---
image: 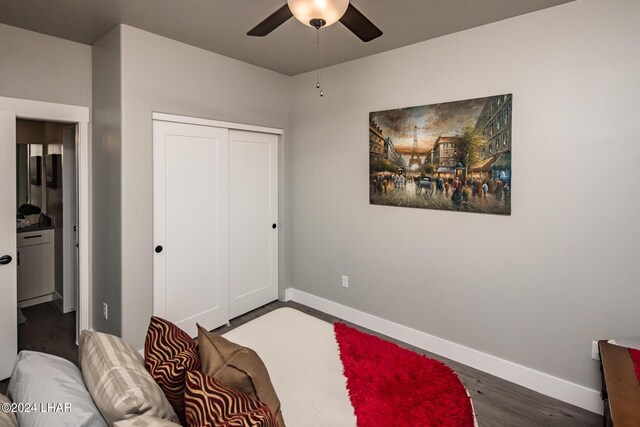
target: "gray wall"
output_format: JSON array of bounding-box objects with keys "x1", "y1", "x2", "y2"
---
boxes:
[
  {"x1": 91, "y1": 27, "x2": 122, "y2": 335},
  {"x1": 0, "y1": 24, "x2": 91, "y2": 107},
  {"x1": 288, "y1": 0, "x2": 640, "y2": 391},
  {"x1": 119, "y1": 25, "x2": 291, "y2": 349},
  {"x1": 1, "y1": 22, "x2": 93, "y2": 323}
]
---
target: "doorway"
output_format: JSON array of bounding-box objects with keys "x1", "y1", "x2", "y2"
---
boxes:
[
  {"x1": 15, "y1": 119, "x2": 79, "y2": 360},
  {"x1": 0, "y1": 97, "x2": 90, "y2": 380}
]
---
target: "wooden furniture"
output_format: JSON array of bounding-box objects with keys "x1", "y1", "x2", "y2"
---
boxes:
[
  {"x1": 599, "y1": 341, "x2": 640, "y2": 427},
  {"x1": 17, "y1": 228, "x2": 55, "y2": 307}
]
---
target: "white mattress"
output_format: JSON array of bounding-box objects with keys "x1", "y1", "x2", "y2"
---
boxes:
[
  {"x1": 223, "y1": 308, "x2": 357, "y2": 427},
  {"x1": 223, "y1": 307, "x2": 478, "y2": 427}
]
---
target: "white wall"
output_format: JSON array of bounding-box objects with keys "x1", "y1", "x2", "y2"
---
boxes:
[
  {"x1": 0, "y1": 24, "x2": 91, "y2": 107},
  {"x1": 289, "y1": 0, "x2": 640, "y2": 398},
  {"x1": 118, "y1": 25, "x2": 291, "y2": 349}
]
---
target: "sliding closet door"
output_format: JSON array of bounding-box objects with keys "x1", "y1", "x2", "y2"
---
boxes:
[
  {"x1": 228, "y1": 130, "x2": 278, "y2": 318},
  {"x1": 153, "y1": 121, "x2": 229, "y2": 337}
]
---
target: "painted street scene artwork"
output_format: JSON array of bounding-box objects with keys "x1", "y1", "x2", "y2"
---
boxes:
[{"x1": 369, "y1": 94, "x2": 512, "y2": 215}]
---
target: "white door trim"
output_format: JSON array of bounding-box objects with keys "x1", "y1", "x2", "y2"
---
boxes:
[
  {"x1": 62, "y1": 126, "x2": 77, "y2": 313},
  {"x1": 152, "y1": 112, "x2": 283, "y2": 135},
  {"x1": 0, "y1": 96, "x2": 91, "y2": 336},
  {"x1": 0, "y1": 110, "x2": 17, "y2": 379}
]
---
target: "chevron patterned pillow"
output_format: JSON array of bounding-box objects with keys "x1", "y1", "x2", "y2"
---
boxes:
[
  {"x1": 145, "y1": 316, "x2": 201, "y2": 424},
  {"x1": 184, "y1": 370, "x2": 278, "y2": 427}
]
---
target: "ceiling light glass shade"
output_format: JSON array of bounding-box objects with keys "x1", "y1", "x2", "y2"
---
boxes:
[{"x1": 288, "y1": 0, "x2": 349, "y2": 27}]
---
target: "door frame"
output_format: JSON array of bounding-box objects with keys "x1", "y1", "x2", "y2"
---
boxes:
[
  {"x1": 152, "y1": 112, "x2": 283, "y2": 136},
  {"x1": 1, "y1": 96, "x2": 91, "y2": 336},
  {"x1": 62, "y1": 125, "x2": 78, "y2": 313}
]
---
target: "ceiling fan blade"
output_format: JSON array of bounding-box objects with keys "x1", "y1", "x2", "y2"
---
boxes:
[
  {"x1": 339, "y1": 3, "x2": 383, "y2": 42},
  {"x1": 247, "y1": 4, "x2": 294, "y2": 37}
]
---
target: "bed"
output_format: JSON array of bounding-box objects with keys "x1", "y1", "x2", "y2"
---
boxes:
[
  {"x1": 1, "y1": 307, "x2": 477, "y2": 427},
  {"x1": 223, "y1": 308, "x2": 357, "y2": 426},
  {"x1": 223, "y1": 307, "x2": 478, "y2": 427}
]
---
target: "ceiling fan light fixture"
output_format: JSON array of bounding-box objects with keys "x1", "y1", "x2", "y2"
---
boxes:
[{"x1": 287, "y1": 0, "x2": 349, "y2": 28}]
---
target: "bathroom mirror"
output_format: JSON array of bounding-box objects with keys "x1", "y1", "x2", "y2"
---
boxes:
[{"x1": 16, "y1": 143, "x2": 44, "y2": 211}]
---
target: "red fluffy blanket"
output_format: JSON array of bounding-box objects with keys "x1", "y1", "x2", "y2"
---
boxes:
[
  {"x1": 630, "y1": 348, "x2": 640, "y2": 384},
  {"x1": 334, "y1": 322, "x2": 475, "y2": 427}
]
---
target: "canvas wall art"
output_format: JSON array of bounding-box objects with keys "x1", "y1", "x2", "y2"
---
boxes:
[{"x1": 369, "y1": 94, "x2": 512, "y2": 215}]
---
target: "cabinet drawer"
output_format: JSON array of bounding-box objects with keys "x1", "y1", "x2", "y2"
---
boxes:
[{"x1": 17, "y1": 230, "x2": 52, "y2": 247}]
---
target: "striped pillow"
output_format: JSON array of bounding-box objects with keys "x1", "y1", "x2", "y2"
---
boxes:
[
  {"x1": 145, "y1": 316, "x2": 200, "y2": 423},
  {"x1": 0, "y1": 393, "x2": 18, "y2": 427},
  {"x1": 184, "y1": 370, "x2": 278, "y2": 427},
  {"x1": 79, "y1": 330, "x2": 179, "y2": 426}
]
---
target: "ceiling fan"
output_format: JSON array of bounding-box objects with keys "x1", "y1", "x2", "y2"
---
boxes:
[{"x1": 247, "y1": 0, "x2": 383, "y2": 42}]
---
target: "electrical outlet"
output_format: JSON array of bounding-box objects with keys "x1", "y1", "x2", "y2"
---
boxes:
[
  {"x1": 591, "y1": 341, "x2": 599, "y2": 360},
  {"x1": 103, "y1": 303, "x2": 109, "y2": 320},
  {"x1": 342, "y1": 275, "x2": 349, "y2": 288}
]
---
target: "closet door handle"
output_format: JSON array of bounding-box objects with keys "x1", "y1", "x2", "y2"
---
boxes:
[
  {"x1": 0, "y1": 255, "x2": 12, "y2": 265},
  {"x1": 272, "y1": 224, "x2": 277, "y2": 229},
  {"x1": 155, "y1": 245, "x2": 163, "y2": 253}
]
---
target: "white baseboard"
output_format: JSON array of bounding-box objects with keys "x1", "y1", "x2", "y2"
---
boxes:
[
  {"x1": 17, "y1": 293, "x2": 54, "y2": 309},
  {"x1": 284, "y1": 287, "x2": 602, "y2": 414}
]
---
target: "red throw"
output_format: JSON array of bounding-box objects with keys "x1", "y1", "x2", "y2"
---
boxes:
[
  {"x1": 630, "y1": 348, "x2": 640, "y2": 384},
  {"x1": 334, "y1": 322, "x2": 475, "y2": 427}
]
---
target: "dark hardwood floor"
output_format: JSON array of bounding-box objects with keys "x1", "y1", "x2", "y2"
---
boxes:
[
  {"x1": 215, "y1": 300, "x2": 604, "y2": 427},
  {"x1": 1, "y1": 300, "x2": 603, "y2": 426}
]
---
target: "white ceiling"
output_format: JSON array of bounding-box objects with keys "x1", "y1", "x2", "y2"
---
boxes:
[{"x1": 0, "y1": 0, "x2": 575, "y2": 76}]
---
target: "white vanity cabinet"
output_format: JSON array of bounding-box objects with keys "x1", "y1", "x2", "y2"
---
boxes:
[{"x1": 17, "y1": 228, "x2": 55, "y2": 306}]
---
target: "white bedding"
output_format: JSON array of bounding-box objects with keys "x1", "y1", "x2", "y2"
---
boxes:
[
  {"x1": 223, "y1": 308, "x2": 357, "y2": 427},
  {"x1": 223, "y1": 307, "x2": 478, "y2": 427}
]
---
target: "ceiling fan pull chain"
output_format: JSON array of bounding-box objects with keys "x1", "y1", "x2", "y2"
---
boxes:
[
  {"x1": 319, "y1": 27, "x2": 324, "y2": 97},
  {"x1": 316, "y1": 27, "x2": 323, "y2": 97},
  {"x1": 316, "y1": 27, "x2": 320, "y2": 89}
]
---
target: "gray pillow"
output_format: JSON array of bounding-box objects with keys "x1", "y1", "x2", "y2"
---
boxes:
[
  {"x1": 0, "y1": 393, "x2": 18, "y2": 427},
  {"x1": 7, "y1": 350, "x2": 107, "y2": 427},
  {"x1": 114, "y1": 415, "x2": 182, "y2": 426}
]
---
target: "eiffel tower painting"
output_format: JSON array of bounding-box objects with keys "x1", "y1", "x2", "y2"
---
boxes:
[
  {"x1": 369, "y1": 93, "x2": 512, "y2": 215},
  {"x1": 408, "y1": 126, "x2": 421, "y2": 169}
]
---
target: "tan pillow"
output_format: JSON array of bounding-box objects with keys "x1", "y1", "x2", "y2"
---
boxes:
[
  {"x1": 197, "y1": 324, "x2": 285, "y2": 426},
  {"x1": 79, "y1": 330, "x2": 179, "y2": 426},
  {"x1": 0, "y1": 393, "x2": 18, "y2": 427}
]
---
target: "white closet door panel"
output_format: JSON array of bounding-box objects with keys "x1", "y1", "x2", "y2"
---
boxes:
[
  {"x1": 153, "y1": 121, "x2": 229, "y2": 337},
  {"x1": 229, "y1": 130, "x2": 278, "y2": 318}
]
